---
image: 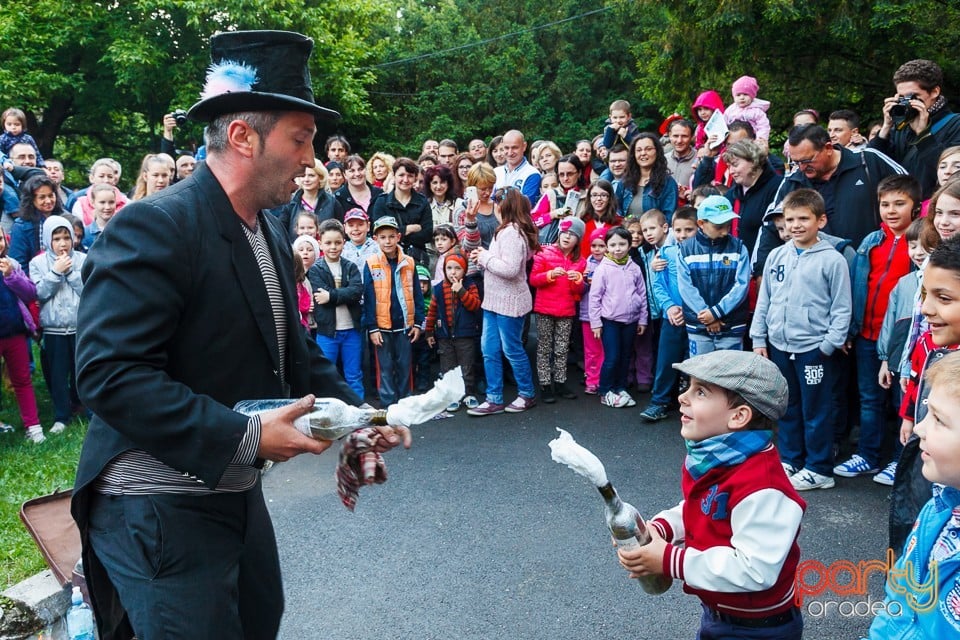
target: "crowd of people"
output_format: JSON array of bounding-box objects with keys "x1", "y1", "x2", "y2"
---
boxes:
[
  {"x1": 3, "y1": 28, "x2": 958, "y2": 636},
  {"x1": 2, "y1": 60, "x2": 960, "y2": 496}
]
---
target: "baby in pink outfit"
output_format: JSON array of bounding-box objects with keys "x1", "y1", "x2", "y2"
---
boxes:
[{"x1": 724, "y1": 75, "x2": 771, "y2": 147}]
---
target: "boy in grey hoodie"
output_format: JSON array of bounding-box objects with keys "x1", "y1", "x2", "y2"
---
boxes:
[
  {"x1": 30, "y1": 215, "x2": 85, "y2": 433},
  {"x1": 751, "y1": 189, "x2": 851, "y2": 492}
]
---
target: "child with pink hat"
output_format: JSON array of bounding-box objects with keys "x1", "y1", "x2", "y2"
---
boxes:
[{"x1": 724, "y1": 75, "x2": 771, "y2": 147}]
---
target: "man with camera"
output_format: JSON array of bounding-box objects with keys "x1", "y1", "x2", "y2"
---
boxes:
[
  {"x1": 869, "y1": 59, "x2": 960, "y2": 199},
  {"x1": 161, "y1": 109, "x2": 195, "y2": 181}
]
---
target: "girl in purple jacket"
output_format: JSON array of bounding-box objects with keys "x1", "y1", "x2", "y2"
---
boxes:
[
  {"x1": 529, "y1": 217, "x2": 586, "y2": 403},
  {"x1": 589, "y1": 227, "x2": 648, "y2": 409},
  {"x1": 0, "y1": 232, "x2": 42, "y2": 442}
]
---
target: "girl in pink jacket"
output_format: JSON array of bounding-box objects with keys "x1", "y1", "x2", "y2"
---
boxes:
[{"x1": 529, "y1": 217, "x2": 586, "y2": 403}]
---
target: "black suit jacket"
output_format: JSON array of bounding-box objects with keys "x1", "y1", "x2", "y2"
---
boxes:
[{"x1": 71, "y1": 163, "x2": 360, "y2": 527}]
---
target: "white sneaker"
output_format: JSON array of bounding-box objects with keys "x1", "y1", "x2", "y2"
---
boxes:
[
  {"x1": 781, "y1": 462, "x2": 800, "y2": 477},
  {"x1": 873, "y1": 461, "x2": 898, "y2": 486},
  {"x1": 50, "y1": 421, "x2": 67, "y2": 434},
  {"x1": 601, "y1": 391, "x2": 628, "y2": 408},
  {"x1": 790, "y1": 468, "x2": 835, "y2": 491},
  {"x1": 25, "y1": 425, "x2": 45, "y2": 444},
  {"x1": 618, "y1": 390, "x2": 636, "y2": 407}
]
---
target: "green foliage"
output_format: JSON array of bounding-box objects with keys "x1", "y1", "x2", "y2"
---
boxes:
[
  {"x1": 0, "y1": 0, "x2": 388, "y2": 189},
  {"x1": 618, "y1": 0, "x2": 960, "y2": 143},
  {"x1": 355, "y1": 1, "x2": 655, "y2": 156}
]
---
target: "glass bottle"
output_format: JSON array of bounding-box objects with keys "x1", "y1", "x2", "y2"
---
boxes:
[
  {"x1": 234, "y1": 398, "x2": 387, "y2": 440},
  {"x1": 598, "y1": 482, "x2": 672, "y2": 595}
]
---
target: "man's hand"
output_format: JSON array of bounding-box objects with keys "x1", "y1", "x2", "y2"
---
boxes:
[
  {"x1": 162, "y1": 113, "x2": 177, "y2": 140},
  {"x1": 257, "y1": 395, "x2": 333, "y2": 462},
  {"x1": 314, "y1": 288, "x2": 331, "y2": 305},
  {"x1": 369, "y1": 330, "x2": 383, "y2": 347},
  {"x1": 371, "y1": 424, "x2": 413, "y2": 451},
  {"x1": 409, "y1": 326, "x2": 421, "y2": 343},
  {"x1": 617, "y1": 526, "x2": 668, "y2": 578}
]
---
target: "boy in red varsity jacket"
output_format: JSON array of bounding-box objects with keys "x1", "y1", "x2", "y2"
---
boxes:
[{"x1": 618, "y1": 350, "x2": 805, "y2": 639}]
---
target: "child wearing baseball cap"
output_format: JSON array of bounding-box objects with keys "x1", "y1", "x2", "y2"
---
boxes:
[
  {"x1": 677, "y1": 195, "x2": 751, "y2": 355},
  {"x1": 617, "y1": 350, "x2": 805, "y2": 639}
]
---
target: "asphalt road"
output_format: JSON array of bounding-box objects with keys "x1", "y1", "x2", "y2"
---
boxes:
[{"x1": 264, "y1": 378, "x2": 893, "y2": 640}]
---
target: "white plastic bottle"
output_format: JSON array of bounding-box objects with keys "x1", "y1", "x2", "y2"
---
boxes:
[{"x1": 66, "y1": 586, "x2": 95, "y2": 640}]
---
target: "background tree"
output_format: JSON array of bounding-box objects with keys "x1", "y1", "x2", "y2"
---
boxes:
[
  {"x1": 616, "y1": 0, "x2": 960, "y2": 145},
  {"x1": 0, "y1": 0, "x2": 388, "y2": 188}
]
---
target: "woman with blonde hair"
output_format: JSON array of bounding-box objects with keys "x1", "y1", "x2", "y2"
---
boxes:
[
  {"x1": 366, "y1": 151, "x2": 396, "y2": 192},
  {"x1": 453, "y1": 162, "x2": 499, "y2": 248},
  {"x1": 273, "y1": 158, "x2": 344, "y2": 241}
]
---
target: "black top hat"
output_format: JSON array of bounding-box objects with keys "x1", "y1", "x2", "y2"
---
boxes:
[{"x1": 187, "y1": 30, "x2": 340, "y2": 122}]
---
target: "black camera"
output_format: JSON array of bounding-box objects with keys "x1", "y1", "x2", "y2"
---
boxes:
[
  {"x1": 172, "y1": 109, "x2": 189, "y2": 126},
  {"x1": 890, "y1": 94, "x2": 919, "y2": 125}
]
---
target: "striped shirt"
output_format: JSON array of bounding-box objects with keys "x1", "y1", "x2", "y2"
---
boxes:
[{"x1": 93, "y1": 215, "x2": 286, "y2": 495}]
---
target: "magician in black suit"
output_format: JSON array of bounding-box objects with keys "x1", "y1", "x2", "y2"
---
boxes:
[{"x1": 71, "y1": 31, "x2": 411, "y2": 640}]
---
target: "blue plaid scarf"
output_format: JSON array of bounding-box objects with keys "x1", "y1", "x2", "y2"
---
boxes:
[{"x1": 685, "y1": 430, "x2": 774, "y2": 480}]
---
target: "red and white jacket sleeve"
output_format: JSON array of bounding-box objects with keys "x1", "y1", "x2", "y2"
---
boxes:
[{"x1": 658, "y1": 489, "x2": 803, "y2": 593}]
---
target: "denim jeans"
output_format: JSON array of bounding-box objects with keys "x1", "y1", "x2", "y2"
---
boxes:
[
  {"x1": 374, "y1": 330, "x2": 413, "y2": 406},
  {"x1": 599, "y1": 318, "x2": 637, "y2": 395},
  {"x1": 41, "y1": 333, "x2": 79, "y2": 423},
  {"x1": 688, "y1": 331, "x2": 742, "y2": 356},
  {"x1": 316, "y1": 329, "x2": 364, "y2": 400},
  {"x1": 650, "y1": 320, "x2": 687, "y2": 407},
  {"x1": 481, "y1": 310, "x2": 535, "y2": 404},
  {"x1": 855, "y1": 336, "x2": 887, "y2": 467},
  {"x1": 769, "y1": 345, "x2": 836, "y2": 476}
]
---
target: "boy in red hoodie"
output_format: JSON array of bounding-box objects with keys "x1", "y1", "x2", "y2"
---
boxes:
[{"x1": 834, "y1": 175, "x2": 919, "y2": 478}]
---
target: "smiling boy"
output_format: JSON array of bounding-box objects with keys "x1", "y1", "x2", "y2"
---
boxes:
[
  {"x1": 868, "y1": 350, "x2": 960, "y2": 638},
  {"x1": 836, "y1": 175, "x2": 920, "y2": 479},
  {"x1": 618, "y1": 350, "x2": 805, "y2": 639},
  {"x1": 751, "y1": 189, "x2": 852, "y2": 490}
]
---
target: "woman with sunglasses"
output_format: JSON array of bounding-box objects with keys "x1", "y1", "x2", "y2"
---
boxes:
[{"x1": 530, "y1": 155, "x2": 587, "y2": 244}]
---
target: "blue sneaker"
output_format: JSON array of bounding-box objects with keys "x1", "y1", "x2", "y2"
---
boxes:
[
  {"x1": 639, "y1": 404, "x2": 669, "y2": 422},
  {"x1": 833, "y1": 455, "x2": 879, "y2": 478},
  {"x1": 873, "y1": 461, "x2": 897, "y2": 486}
]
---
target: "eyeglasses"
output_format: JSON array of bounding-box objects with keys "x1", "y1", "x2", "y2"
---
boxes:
[
  {"x1": 557, "y1": 171, "x2": 579, "y2": 178},
  {"x1": 590, "y1": 193, "x2": 610, "y2": 200},
  {"x1": 789, "y1": 148, "x2": 822, "y2": 170}
]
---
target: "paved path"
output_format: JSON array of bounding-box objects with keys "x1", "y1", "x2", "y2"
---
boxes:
[{"x1": 265, "y1": 388, "x2": 892, "y2": 640}]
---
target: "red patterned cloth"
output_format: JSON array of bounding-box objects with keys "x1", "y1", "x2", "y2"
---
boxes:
[{"x1": 335, "y1": 428, "x2": 391, "y2": 511}]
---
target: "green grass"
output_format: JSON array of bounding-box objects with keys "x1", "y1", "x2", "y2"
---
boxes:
[{"x1": 0, "y1": 353, "x2": 86, "y2": 591}]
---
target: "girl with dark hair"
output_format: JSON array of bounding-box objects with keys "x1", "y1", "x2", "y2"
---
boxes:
[
  {"x1": 334, "y1": 154, "x2": 383, "y2": 217},
  {"x1": 530, "y1": 154, "x2": 586, "y2": 244},
  {"x1": 579, "y1": 179, "x2": 621, "y2": 256},
  {"x1": 452, "y1": 154, "x2": 475, "y2": 199},
  {"x1": 10, "y1": 174, "x2": 66, "y2": 267},
  {"x1": 622, "y1": 133, "x2": 678, "y2": 221},
  {"x1": 487, "y1": 135, "x2": 505, "y2": 167},
  {"x1": 467, "y1": 188, "x2": 539, "y2": 416}
]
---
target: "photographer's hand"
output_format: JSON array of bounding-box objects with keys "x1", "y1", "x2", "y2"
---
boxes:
[
  {"x1": 162, "y1": 113, "x2": 177, "y2": 141},
  {"x1": 878, "y1": 97, "x2": 897, "y2": 138},
  {"x1": 908, "y1": 98, "x2": 931, "y2": 136}
]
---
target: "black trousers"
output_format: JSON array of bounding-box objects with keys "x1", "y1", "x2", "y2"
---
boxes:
[{"x1": 86, "y1": 481, "x2": 283, "y2": 639}]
